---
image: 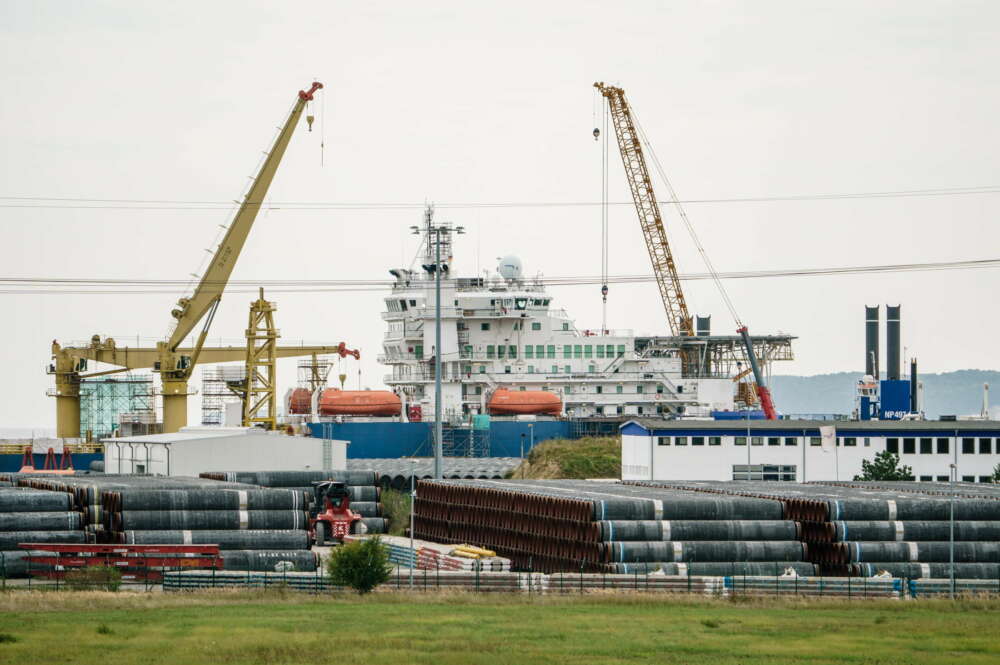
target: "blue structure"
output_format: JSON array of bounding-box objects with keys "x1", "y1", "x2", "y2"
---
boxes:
[
  {"x1": 879, "y1": 379, "x2": 911, "y2": 420},
  {"x1": 0, "y1": 452, "x2": 102, "y2": 474},
  {"x1": 306, "y1": 420, "x2": 574, "y2": 459}
]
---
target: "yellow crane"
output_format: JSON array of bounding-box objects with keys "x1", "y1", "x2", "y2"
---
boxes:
[
  {"x1": 49, "y1": 81, "x2": 343, "y2": 435},
  {"x1": 594, "y1": 82, "x2": 694, "y2": 338}
]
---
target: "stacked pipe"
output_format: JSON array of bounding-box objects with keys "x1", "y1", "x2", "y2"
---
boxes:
[
  {"x1": 413, "y1": 479, "x2": 811, "y2": 574},
  {"x1": 0, "y1": 487, "x2": 86, "y2": 577},
  {"x1": 199, "y1": 470, "x2": 385, "y2": 528},
  {"x1": 626, "y1": 480, "x2": 1000, "y2": 579},
  {"x1": 346, "y1": 458, "x2": 522, "y2": 490}
]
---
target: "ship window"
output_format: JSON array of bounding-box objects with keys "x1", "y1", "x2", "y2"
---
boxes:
[
  {"x1": 563, "y1": 345, "x2": 572, "y2": 358},
  {"x1": 458, "y1": 322, "x2": 467, "y2": 331},
  {"x1": 751, "y1": 437, "x2": 763, "y2": 446},
  {"x1": 735, "y1": 436, "x2": 747, "y2": 446},
  {"x1": 497, "y1": 346, "x2": 505, "y2": 358},
  {"x1": 785, "y1": 437, "x2": 797, "y2": 446},
  {"x1": 811, "y1": 437, "x2": 823, "y2": 447},
  {"x1": 596, "y1": 386, "x2": 603, "y2": 394},
  {"x1": 481, "y1": 323, "x2": 490, "y2": 331},
  {"x1": 525, "y1": 346, "x2": 533, "y2": 358},
  {"x1": 462, "y1": 365, "x2": 472, "y2": 374},
  {"x1": 637, "y1": 385, "x2": 643, "y2": 394},
  {"x1": 565, "y1": 365, "x2": 571, "y2": 373},
  {"x1": 709, "y1": 437, "x2": 721, "y2": 446},
  {"x1": 596, "y1": 346, "x2": 605, "y2": 358},
  {"x1": 535, "y1": 345, "x2": 544, "y2": 357},
  {"x1": 657, "y1": 385, "x2": 664, "y2": 394},
  {"x1": 565, "y1": 385, "x2": 572, "y2": 393},
  {"x1": 919, "y1": 438, "x2": 932, "y2": 454},
  {"x1": 675, "y1": 437, "x2": 688, "y2": 446},
  {"x1": 616, "y1": 385, "x2": 623, "y2": 394},
  {"x1": 937, "y1": 438, "x2": 949, "y2": 454},
  {"x1": 658, "y1": 436, "x2": 670, "y2": 446},
  {"x1": 962, "y1": 438, "x2": 975, "y2": 454},
  {"x1": 519, "y1": 386, "x2": 526, "y2": 391},
  {"x1": 400, "y1": 300, "x2": 408, "y2": 311},
  {"x1": 637, "y1": 407, "x2": 644, "y2": 414},
  {"x1": 409, "y1": 299, "x2": 416, "y2": 306},
  {"x1": 562, "y1": 322, "x2": 569, "y2": 331},
  {"x1": 463, "y1": 345, "x2": 473, "y2": 358},
  {"x1": 589, "y1": 365, "x2": 596, "y2": 373},
  {"x1": 527, "y1": 365, "x2": 534, "y2": 373},
  {"x1": 531, "y1": 322, "x2": 541, "y2": 331},
  {"x1": 414, "y1": 345, "x2": 423, "y2": 359},
  {"x1": 547, "y1": 345, "x2": 555, "y2": 358},
  {"x1": 478, "y1": 366, "x2": 486, "y2": 374},
  {"x1": 504, "y1": 366, "x2": 511, "y2": 374},
  {"x1": 692, "y1": 437, "x2": 704, "y2": 446},
  {"x1": 543, "y1": 300, "x2": 550, "y2": 305},
  {"x1": 475, "y1": 386, "x2": 482, "y2": 394},
  {"x1": 509, "y1": 345, "x2": 517, "y2": 358},
  {"x1": 768, "y1": 437, "x2": 780, "y2": 446},
  {"x1": 486, "y1": 345, "x2": 495, "y2": 359},
  {"x1": 886, "y1": 438, "x2": 899, "y2": 453},
  {"x1": 606, "y1": 345, "x2": 615, "y2": 357},
  {"x1": 903, "y1": 438, "x2": 915, "y2": 454},
  {"x1": 551, "y1": 366, "x2": 558, "y2": 373},
  {"x1": 616, "y1": 406, "x2": 624, "y2": 415},
  {"x1": 584, "y1": 345, "x2": 593, "y2": 358},
  {"x1": 617, "y1": 345, "x2": 626, "y2": 357},
  {"x1": 573, "y1": 345, "x2": 582, "y2": 358},
  {"x1": 596, "y1": 406, "x2": 604, "y2": 415},
  {"x1": 980, "y1": 438, "x2": 992, "y2": 454}
]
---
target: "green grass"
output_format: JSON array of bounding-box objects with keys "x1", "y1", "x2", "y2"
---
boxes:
[
  {"x1": 0, "y1": 591, "x2": 997, "y2": 664},
  {"x1": 512, "y1": 437, "x2": 620, "y2": 479}
]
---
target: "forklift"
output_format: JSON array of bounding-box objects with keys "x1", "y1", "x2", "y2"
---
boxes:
[{"x1": 309, "y1": 481, "x2": 363, "y2": 546}]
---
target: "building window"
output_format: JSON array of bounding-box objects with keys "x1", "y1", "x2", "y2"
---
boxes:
[
  {"x1": 962, "y1": 438, "x2": 975, "y2": 454},
  {"x1": 692, "y1": 437, "x2": 705, "y2": 446},
  {"x1": 751, "y1": 437, "x2": 763, "y2": 446},
  {"x1": 531, "y1": 322, "x2": 541, "y2": 331},
  {"x1": 963, "y1": 475, "x2": 975, "y2": 482},
  {"x1": 616, "y1": 385, "x2": 623, "y2": 394},
  {"x1": 637, "y1": 385, "x2": 644, "y2": 394},
  {"x1": 979, "y1": 476, "x2": 992, "y2": 483},
  {"x1": 919, "y1": 475, "x2": 932, "y2": 482},
  {"x1": 844, "y1": 437, "x2": 857, "y2": 447},
  {"x1": 675, "y1": 437, "x2": 688, "y2": 446},
  {"x1": 735, "y1": 436, "x2": 747, "y2": 446},
  {"x1": 785, "y1": 437, "x2": 797, "y2": 446},
  {"x1": 903, "y1": 438, "x2": 916, "y2": 454},
  {"x1": 709, "y1": 437, "x2": 721, "y2": 446},
  {"x1": 936, "y1": 475, "x2": 949, "y2": 482},
  {"x1": 937, "y1": 438, "x2": 949, "y2": 454},
  {"x1": 810, "y1": 437, "x2": 822, "y2": 447},
  {"x1": 864, "y1": 437, "x2": 871, "y2": 447},
  {"x1": 733, "y1": 464, "x2": 797, "y2": 482},
  {"x1": 768, "y1": 437, "x2": 780, "y2": 446},
  {"x1": 919, "y1": 438, "x2": 932, "y2": 454},
  {"x1": 980, "y1": 438, "x2": 992, "y2": 454},
  {"x1": 481, "y1": 323, "x2": 490, "y2": 331},
  {"x1": 658, "y1": 436, "x2": 670, "y2": 446}
]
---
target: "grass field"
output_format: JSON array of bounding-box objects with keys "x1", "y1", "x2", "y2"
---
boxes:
[{"x1": 0, "y1": 591, "x2": 997, "y2": 664}]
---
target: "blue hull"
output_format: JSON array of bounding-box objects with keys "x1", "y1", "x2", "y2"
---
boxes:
[{"x1": 0, "y1": 453, "x2": 103, "y2": 474}]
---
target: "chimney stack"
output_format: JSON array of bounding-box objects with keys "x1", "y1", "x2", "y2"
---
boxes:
[
  {"x1": 865, "y1": 306, "x2": 879, "y2": 377},
  {"x1": 886, "y1": 305, "x2": 901, "y2": 381}
]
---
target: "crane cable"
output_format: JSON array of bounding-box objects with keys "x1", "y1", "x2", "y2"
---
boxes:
[{"x1": 630, "y1": 105, "x2": 743, "y2": 328}]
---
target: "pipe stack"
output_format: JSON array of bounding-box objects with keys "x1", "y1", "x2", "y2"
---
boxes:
[
  {"x1": 413, "y1": 479, "x2": 810, "y2": 574},
  {"x1": 626, "y1": 480, "x2": 1000, "y2": 579},
  {"x1": 0, "y1": 487, "x2": 87, "y2": 577},
  {"x1": 346, "y1": 458, "x2": 522, "y2": 490}
]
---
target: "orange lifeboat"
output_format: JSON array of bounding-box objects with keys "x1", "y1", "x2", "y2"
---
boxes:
[
  {"x1": 487, "y1": 388, "x2": 562, "y2": 416},
  {"x1": 318, "y1": 389, "x2": 401, "y2": 417},
  {"x1": 288, "y1": 388, "x2": 313, "y2": 414}
]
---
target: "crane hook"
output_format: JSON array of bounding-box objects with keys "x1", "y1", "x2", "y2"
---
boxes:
[
  {"x1": 306, "y1": 115, "x2": 315, "y2": 132},
  {"x1": 593, "y1": 127, "x2": 600, "y2": 141}
]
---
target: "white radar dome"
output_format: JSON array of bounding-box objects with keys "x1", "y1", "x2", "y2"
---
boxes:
[{"x1": 498, "y1": 255, "x2": 523, "y2": 280}]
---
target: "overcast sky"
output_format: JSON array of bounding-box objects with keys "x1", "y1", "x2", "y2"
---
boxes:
[{"x1": 2, "y1": 1, "x2": 998, "y2": 429}]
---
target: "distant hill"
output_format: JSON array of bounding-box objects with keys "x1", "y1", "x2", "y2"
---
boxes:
[{"x1": 770, "y1": 370, "x2": 1000, "y2": 419}]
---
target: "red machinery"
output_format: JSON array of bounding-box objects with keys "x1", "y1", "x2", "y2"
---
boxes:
[
  {"x1": 19, "y1": 543, "x2": 222, "y2": 581},
  {"x1": 309, "y1": 481, "x2": 361, "y2": 546}
]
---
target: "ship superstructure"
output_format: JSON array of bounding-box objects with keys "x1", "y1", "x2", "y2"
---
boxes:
[{"x1": 380, "y1": 213, "x2": 795, "y2": 423}]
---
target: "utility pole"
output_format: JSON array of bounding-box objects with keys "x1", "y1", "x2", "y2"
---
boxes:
[{"x1": 434, "y1": 226, "x2": 443, "y2": 480}]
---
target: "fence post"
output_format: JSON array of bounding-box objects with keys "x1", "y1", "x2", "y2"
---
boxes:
[
  {"x1": 687, "y1": 564, "x2": 691, "y2": 593},
  {"x1": 580, "y1": 560, "x2": 584, "y2": 594},
  {"x1": 55, "y1": 553, "x2": 60, "y2": 592}
]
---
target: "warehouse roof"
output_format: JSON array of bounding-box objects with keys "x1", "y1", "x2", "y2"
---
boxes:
[{"x1": 621, "y1": 418, "x2": 1000, "y2": 433}]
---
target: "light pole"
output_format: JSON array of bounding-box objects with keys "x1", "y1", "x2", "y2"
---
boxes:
[
  {"x1": 949, "y1": 461, "x2": 956, "y2": 599},
  {"x1": 408, "y1": 458, "x2": 418, "y2": 589},
  {"x1": 411, "y1": 217, "x2": 465, "y2": 480}
]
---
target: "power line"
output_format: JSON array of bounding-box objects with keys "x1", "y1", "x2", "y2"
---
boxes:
[
  {"x1": 1, "y1": 257, "x2": 996, "y2": 295},
  {"x1": 1, "y1": 185, "x2": 999, "y2": 211}
]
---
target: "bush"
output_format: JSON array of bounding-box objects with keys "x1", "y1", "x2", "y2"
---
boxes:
[
  {"x1": 380, "y1": 489, "x2": 412, "y2": 536},
  {"x1": 63, "y1": 566, "x2": 123, "y2": 592},
  {"x1": 854, "y1": 451, "x2": 914, "y2": 481},
  {"x1": 326, "y1": 538, "x2": 391, "y2": 594}
]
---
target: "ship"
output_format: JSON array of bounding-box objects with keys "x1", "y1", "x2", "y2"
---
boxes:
[{"x1": 288, "y1": 211, "x2": 796, "y2": 457}]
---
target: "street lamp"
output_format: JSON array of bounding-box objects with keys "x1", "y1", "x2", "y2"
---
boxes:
[
  {"x1": 412, "y1": 212, "x2": 464, "y2": 480},
  {"x1": 408, "y1": 458, "x2": 418, "y2": 589},
  {"x1": 949, "y1": 461, "x2": 957, "y2": 599}
]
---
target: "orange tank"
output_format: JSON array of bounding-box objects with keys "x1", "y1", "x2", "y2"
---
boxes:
[
  {"x1": 487, "y1": 388, "x2": 562, "y2": 416},
  {"x1": 288, "y1": 388, "x2": 313, "y2": 414},
  {"x1": 318, "y1": 389, "x2": 401, "y2": 417}
]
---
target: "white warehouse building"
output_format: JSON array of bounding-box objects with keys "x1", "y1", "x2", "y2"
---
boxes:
[
  {"x1": 620, "y1": 418, "x2": 1000, "y2": 483},
  {"x1": 102, "y1": 427, "x2": 347, "y2": 477}
]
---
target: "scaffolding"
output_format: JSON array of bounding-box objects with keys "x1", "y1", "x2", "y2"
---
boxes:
[
  {"x1": 200, "y1": 365, "x2": 246, "y2": 426},
  {"x1": 297, "y1": 354, "x2": 334, "y2": 390},
  {"x1": 79, "y1": 375, "x2": 155, "y2": 440}
]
